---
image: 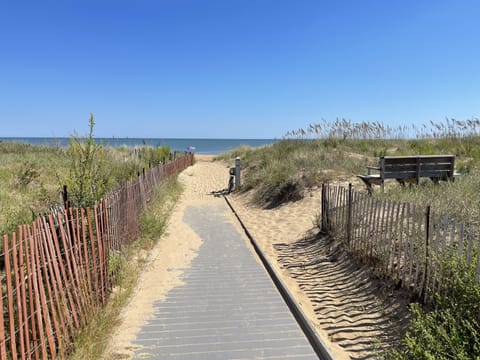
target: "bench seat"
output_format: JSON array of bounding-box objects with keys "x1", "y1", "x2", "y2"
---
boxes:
[{"x1": 358, "y1": 155, "x2": 459, "y2": 194}]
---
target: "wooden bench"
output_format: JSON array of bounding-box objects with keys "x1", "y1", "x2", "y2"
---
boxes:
[{"x1": 357, "y1": 155, "x2": 459, "y2": 194}]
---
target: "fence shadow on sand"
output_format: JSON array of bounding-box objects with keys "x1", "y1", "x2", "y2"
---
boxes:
[{"x1": 274, "y1": 231, "x2": 412, "y2": 360}]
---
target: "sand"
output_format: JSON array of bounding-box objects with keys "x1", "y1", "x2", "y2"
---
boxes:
[
  {"x1": 104, "y1": 155, "x2": 229, "y2": 359},
  {"x1": 105, "y1": 155, "x2": 409, "y2": 360}
]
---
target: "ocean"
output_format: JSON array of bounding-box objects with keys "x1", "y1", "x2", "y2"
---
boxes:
[{"x1": 0, "y1": 137, "x2": 276, "y2": 155}]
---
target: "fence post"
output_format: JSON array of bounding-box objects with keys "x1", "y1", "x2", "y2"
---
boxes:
[
  {"x1": 347, "y1": 183, "x2": 353, "y2": 245},
  {"x1": 235, "y1": 157, "x2": 241, "y2": 188},
  {"x1": 422, "y1": 205, "x2": 431, "y2": 302},
  {"x1": 321, "y1": 184, "x2": 326, "y2": 232},
  {"x1": 62, "y1": 185, "x2": 68, "y2": 208}
]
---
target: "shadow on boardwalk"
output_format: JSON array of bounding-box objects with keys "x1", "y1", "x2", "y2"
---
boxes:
[{"x1": 274, "y1": 232, "x2": 412, "y2": 360}]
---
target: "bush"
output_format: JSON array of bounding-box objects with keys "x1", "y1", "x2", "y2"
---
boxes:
[
  {"x1": 65, "y1": 114, "x2": 111, "y2": 207},
  {"x1": 385, "y1": 255, "x2": 480, "y2": 359}
]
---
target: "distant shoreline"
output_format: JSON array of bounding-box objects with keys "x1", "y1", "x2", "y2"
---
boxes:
[{"x1": 0, "y1": 137, "x2": 276, "y2": 155}]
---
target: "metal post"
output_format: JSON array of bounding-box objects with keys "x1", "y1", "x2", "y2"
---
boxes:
[{"x1": 235, "y1": 157, "x2": 241, "y2": 188}]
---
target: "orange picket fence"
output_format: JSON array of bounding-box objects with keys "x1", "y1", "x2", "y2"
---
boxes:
[{"x1": 0, "y1": 153, "x2": 193, "y2": 359}]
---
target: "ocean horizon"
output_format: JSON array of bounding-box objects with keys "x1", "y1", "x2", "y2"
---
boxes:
[{"x1": 0, "y1": 137, "x2": 276, "y2": 155}]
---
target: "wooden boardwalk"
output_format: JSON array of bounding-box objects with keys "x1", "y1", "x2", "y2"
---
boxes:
[{"x1": 130, "y1": 203, "x2": 319, "y2": 359}]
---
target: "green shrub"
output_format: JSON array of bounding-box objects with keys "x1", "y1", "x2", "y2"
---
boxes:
[
  {"x1": 64, "y1": 114, "x2": 112, "y2": 207},
  {"x1": 385, "y1": 255, "x2": 480, "y2": 359}
]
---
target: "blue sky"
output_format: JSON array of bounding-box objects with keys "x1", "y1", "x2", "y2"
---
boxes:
[{"x1": 1, "y1": 0, "x2": 479, "y2": 138}]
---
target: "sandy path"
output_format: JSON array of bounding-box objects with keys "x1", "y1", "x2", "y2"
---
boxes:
[
  {"x1": 106, "y1": 156, "x2": 409, "y2": 360},
  {"x1": 105, "y1": 156, "x2": 230, "y2": 358}
]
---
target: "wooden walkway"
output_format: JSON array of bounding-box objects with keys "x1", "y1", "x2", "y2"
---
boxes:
[{"x1": 130, "y1": 202, "x2": 319, "y2": 359}]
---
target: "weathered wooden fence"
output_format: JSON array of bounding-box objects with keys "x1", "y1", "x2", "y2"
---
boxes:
[
  {"x1": 0, "y1": 153, "x2": 193, "y2": 359},
  {"x1": 321, "y1": 184, "x2": 480, "y2": 303}
]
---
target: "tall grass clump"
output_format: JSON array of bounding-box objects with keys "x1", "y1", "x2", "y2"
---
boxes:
[
  {"x1": 0, "y1": 143, "x2": 68, "y2": 234},
  {"x1": 215, "y1": 144, "x2": 256, "y2": 162},
  {"x1": 224, "y1": 138, "x2": 368, "y2": 206},
  {"x1": 285, "y1": 118, "x2": 409, "y2": 140},
  {"x1": 137, "y1": 146, "x2": 171, "y2": 166},
  {"x1": 62, "y1": 115, "x2": 172, "y2": 208},
  {"x1": 63, "y1": 114, "x2": 112, "y2": 207}
]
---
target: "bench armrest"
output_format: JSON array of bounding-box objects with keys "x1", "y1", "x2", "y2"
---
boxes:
[{"x1": 366, "y1": 166, "x2": 380, "y2": 175}]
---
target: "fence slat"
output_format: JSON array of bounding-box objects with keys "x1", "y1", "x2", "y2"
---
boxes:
[
  {"x1": 405, "y1": 203, "x2": 414, "y2": 289},
  {"x1": 396, "y1": 203, "x2": 406, "y2": 282},
  {"x1": 384, "y1": 200, "x2": 394, "y2": 273},
  {"x1": 42, "y1": 216, "x2": 73, "y2": 350},
  {"x1": 11, "y1": 231, "x2": 26, "y2": 360},
  {"x1": 26, "y1": 224, "x2": 48, "y2": 359},
  {"x1": 32, "y1": 221, "x2": 57, "y2": 359},
  {"x1": 3, "y1": 234, "x2": 17, "y2": 360},
  {"x1": 24, "y1": 225, "x2": 41, "y2": 360},
  {"x1": 0, "y1": 273, "x2": 7, "y2": 360},
  {"x1": 48, "y1": 214, "x2": 78, "y2": 334},
  {"x1": 92, "y1": 206, "x2": 106, "y2": 304},
  {"x1": 18, "y1": 226, "x2": 31, "y2": 358},
  {"x1": 57, "y1": 212, "x2": 84, "y2": 328},
  {"x1": 37, "y1": 219, "x2": 62, "y2": 358}
]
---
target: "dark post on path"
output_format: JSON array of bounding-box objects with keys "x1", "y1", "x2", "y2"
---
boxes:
[{"x1": 235, "y1": 157, "x2": 241, "y2": 188}]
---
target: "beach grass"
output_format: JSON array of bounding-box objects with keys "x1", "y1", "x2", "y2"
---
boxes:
[
  {"x1": 0, "y1": 140, "x2": 171, "y2": 236},
  {"x1": 219, "y1": 118, "x2": 480, "y2": 225}
]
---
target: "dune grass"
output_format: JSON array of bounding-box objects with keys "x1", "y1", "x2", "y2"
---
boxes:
[
  {"x1": 0, "y1": 140, "x2": 171, "y2": 235},
  {"x1": 0, "y1": 142, "x2": 69, "y2": 234},
  {"x1": 219, "y1": 118, "x2": 480, "y2": 224}
]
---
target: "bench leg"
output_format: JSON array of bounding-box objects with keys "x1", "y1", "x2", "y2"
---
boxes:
[
  {"x1": 367, "y1": 183, "x2": 373, "y2": 195},
  {"x1": 358, "y1": 178, "x2": 374, "y2": 195}
]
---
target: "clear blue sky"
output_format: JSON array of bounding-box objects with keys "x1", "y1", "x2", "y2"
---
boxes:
[{"x1": 1, "y1": 0, "x2": 479, "y2": 138}]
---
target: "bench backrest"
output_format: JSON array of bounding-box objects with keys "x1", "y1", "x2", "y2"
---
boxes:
[{"x1": 380, "y1": 155, "x2": 455, "y2": 181}]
